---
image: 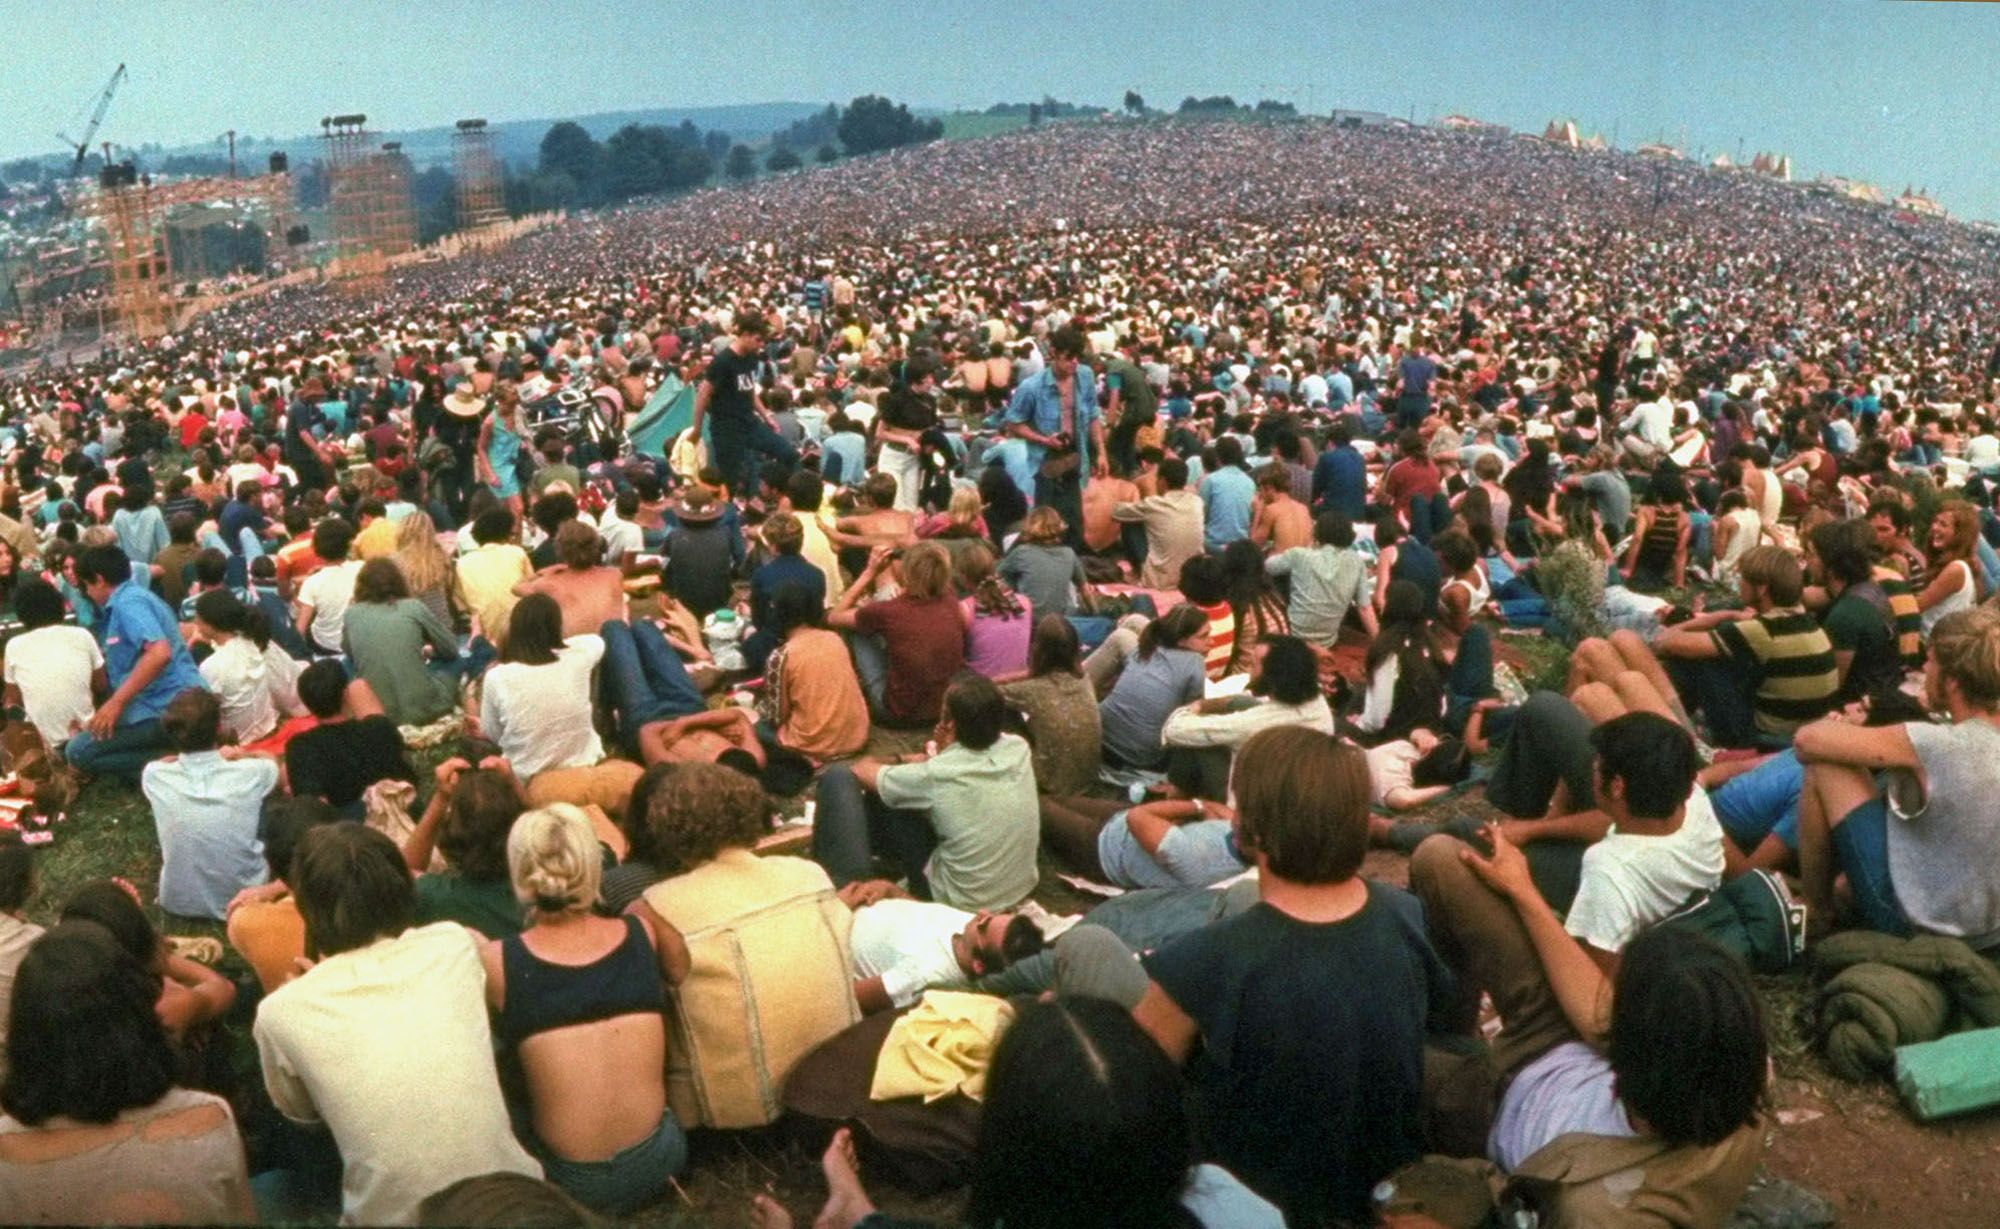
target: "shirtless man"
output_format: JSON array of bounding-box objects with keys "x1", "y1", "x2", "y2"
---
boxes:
[
  {"x1": 638, "y1": 706, "x2": 767, "y2": 771},
  {"x1": 827, "y1": 472, "x2": 917, "y2": 552},
  {"x1": 513, "y1": 522, "x2": 627, "y2": 639},
  {"x1": 1249, "y1": 465, "x2": 1314, "y2": 554}
]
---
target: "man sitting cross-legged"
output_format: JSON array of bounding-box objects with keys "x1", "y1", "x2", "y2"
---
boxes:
[{"x1": 1409, "y1": 826, "x2": 1767, "y2": 1225}]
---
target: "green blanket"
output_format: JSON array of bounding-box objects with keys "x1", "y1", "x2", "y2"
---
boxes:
[{"x1": 1810, "y1": 931, "x2": 2000, "y2": 1081}]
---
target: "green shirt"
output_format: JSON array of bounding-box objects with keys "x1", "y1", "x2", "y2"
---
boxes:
[
  {"x1": 1822, "y1": 585, "x2": 1901, "y2": 703},
  {"x1": 414, "y1": 872, "x2": 522, "y2": 939},
  {"x1": 875, "y1": 734, "x2": 1040, "y2": 911}
]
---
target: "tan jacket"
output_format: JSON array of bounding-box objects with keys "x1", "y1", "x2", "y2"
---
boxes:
[
  {"x1": 1512, "y1": 1123, "x2": 1764, "y2": 1229},
  {"x1": 643, "y1": 850, "x2": 859, "y2": 1128}
]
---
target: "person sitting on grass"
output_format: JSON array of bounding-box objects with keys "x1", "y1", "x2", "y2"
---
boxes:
[
  {"x1": 252, "y1": 823, "x2": 539, "y2": 1224},
  {"x1": 64, "y1": 544, "x2": 208, "y2": 785},
  {"x1": 224, "y1": 796, "x2": 341, "y2": 993},
  {"x1": 0, "y1": 921, "x2": 255, "y2": 1225},
  {"x1": 58, "y1": 880, "x2": 237, "y2": 1077},
  {"x1": 1038, "y1": 790, "x2": 1246, "y2": 891},
  {"x1": 751, "y1": 997, "x2": 1284, "y2": 1229},
  {"x1": 1131, "y1": 726, "x2": 1454, "y2": 1226},
  {"x1": 141, "y1": 688, "x2": 279, "y2": 921},
  {"x1": 478, "y1": 805, "x2": 688, "y2": 1214},
  {"x1": 1627, "y1": 544, "x2": 1839, "y2": 748},
  {"x1": 811, "y1": 672, "x2": 1040, "y2": 911},
  {"x1": 837, "y1": 878, "x2": 1046, "y2": 1013},
  {"x1": 403, "y1": 757, "x2": 530, "y2": 939},
  {"x1": 1409, "y1": 830, "x2": 1766, "y2": 1225},
  {"x1": 1794, "y1": 606, "x2": 2000, "y2": 945}
]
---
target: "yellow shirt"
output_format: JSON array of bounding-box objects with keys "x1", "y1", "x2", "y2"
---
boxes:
[
  {"x1": 453, "y1": 542, "x2": 533, "y2": 645},
  {"x1": 353, "y1": 517, "x2": 399, "y2": 561}
]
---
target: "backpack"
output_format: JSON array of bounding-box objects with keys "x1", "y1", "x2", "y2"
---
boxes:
[{"x1": 1660, "y1": 868, "x2": 1806, "y2": 974}]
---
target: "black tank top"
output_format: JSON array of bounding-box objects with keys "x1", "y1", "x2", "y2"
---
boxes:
[{"x1": 497, "y1": 916, "x2": 663, "y2": 1046}]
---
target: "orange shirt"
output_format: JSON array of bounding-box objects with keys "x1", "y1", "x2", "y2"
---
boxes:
[
  {"x1": 777, "y1": 628, "x2": 869, "y2": 761},
  {"x1": 226, "y1": 896, "x2": 306, "y2": 993}
]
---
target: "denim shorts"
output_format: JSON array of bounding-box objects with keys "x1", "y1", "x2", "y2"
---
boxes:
[
  {"x1": 1712, "y1": 750, "x2": 1804, "y2": 852},
  {"x1": 1832, "y1": 797, "x2": 1911, "y2": 937},
  {"x1": 533, "y1": 1109, "x2": 688, "y2": 1215}
]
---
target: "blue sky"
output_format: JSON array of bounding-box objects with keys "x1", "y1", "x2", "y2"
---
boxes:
[{"x1": 7, "y1": 0, "x2": 1999, "y2": 218}]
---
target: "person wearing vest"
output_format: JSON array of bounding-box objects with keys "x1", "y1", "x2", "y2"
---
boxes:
[
  {"x1": 631, "y1": 763, "x2": 859, "y2": 1129},
  {"x1": 1408, "y1": 827, "x2": 1766, "y2": 1228}
]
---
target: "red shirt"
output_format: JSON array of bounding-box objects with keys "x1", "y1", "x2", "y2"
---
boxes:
[
  {"x1": 854, "y1": 595, "x2": 965, "y2": 725},
  {"x1": 1381, "y1": 457, "x2": 1441, "y2": 517},
  {"x1": 178, "y1": 412, "x2": 210, "y2": 449}
]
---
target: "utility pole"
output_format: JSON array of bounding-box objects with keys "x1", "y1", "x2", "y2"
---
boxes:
[{"x1": 225, "y1": 130, "x2": 237, "y2": 178}]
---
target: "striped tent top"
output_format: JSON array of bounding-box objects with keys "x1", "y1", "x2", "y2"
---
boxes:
[{"x1": 1712, "y1": 607, "x2": 1841, "y2": 736}]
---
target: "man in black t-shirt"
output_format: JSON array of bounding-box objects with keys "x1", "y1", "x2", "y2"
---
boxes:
[
  {"x1": 690, "y1": 310, "x2": 798, "y2": 493},
  {"x1": 282, "y1": 659, "x2": 416, "y2": 816}
]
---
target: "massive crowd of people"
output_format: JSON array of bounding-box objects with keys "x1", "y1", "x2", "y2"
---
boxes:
[{"x1": 2, "y1": 115, "x2": 2000, "y2": 1227}]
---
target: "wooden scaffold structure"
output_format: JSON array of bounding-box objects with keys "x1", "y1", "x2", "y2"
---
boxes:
[
  {"x1": 83, "y1": 158, "x2": 295, "y2": 338},
  {"x1": 452, "y1": 118, "x2": 507, "y2": 231}
]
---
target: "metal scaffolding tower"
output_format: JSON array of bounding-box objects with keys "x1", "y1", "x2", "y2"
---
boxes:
[
  {"x1": 76, "y1": 159, "x2": 295, "y2": 338},
  {"x1": 321, "y1": 114, "x2": 391, "y2": 290},
  {"x1": 94, "y1": 162, "x2": 170, "y2": 338},
  {"x1": 452, "y1": 118, "x2": 506, "y2": 230}
]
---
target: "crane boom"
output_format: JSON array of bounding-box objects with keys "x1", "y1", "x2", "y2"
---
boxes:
[{"x1": 68, "y1": 63, "x2": 127, "y2": 176}]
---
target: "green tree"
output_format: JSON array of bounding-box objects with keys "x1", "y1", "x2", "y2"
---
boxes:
[
  {"x1": 538, "y1": 122, "x2": 602, "y2": 200},
  {"x1": 703, "y1": 129, "x2": 731, "y2": 164},
  {"x1": 816, "y1": 143, "x2": 838, "y2": 165},
  {"x1": 1028, "y1": 101, "x2": 1042, "y2": 126},
  {"x1": 766, "y1": 145, "x2": 803, "y2": 173},
  {"x1": 1123, "y1": 90, "x2": 1145, "y2": 115},
  {"x1": 725, "y1": 143, "x2": 756, "y2": 180},
  {"x1": 838, "y1": 95, "x2": 943, "y2": 156}
]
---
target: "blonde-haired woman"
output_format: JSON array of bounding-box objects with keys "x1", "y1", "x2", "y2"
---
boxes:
[
  {"x1": 392, "y1": 511, "x2": 456, "y2": 626},
  {"x1": 476, "y1": 805, "x2": 688, "y2": 1214},
  {"x1": 916, "y1": 485, "x2": 990, "y2": 541}
]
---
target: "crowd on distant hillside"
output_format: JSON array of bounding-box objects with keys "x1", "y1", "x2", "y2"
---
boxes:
[{"x1": 1, "y1": 117, "x2": 2000, "y2": 1228}]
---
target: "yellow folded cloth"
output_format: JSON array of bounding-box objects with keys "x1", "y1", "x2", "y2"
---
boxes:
[{"x1": 869, "y1": 991, "x2": 1016, "y2": 1104}]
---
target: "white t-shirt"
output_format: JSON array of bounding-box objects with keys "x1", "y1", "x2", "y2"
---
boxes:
[
  {"x1": 1564, "y1": 785, "x2": 1726, "y2": 954},
  {"x1": 297, "y1": 560, "x2": 361, "y2": 651},
  {"x1": 199, "y1": 635, "x2": 279, "y2": 743},
  {"x1": 3, "y1": 624, "x2": 102, "y2": 747},
  {"x1": 253, "y1": 923, "x2": 540, "y2": 1224},
  {"x1": 478, "y1": 634, "x2": 606, "y2": 778},
  {"x1": 847, "y1": 898, "x2": 973, "y2": 1009}
]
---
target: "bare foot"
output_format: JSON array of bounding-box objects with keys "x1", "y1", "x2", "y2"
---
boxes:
[
  {"x1": 750, "y1": 1193, "x2": 794, "y2": 1229},
  {"x1": 812, "y1": 1128, "x2": 877, "y2": 1229}
]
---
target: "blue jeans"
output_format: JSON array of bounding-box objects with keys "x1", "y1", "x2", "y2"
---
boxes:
[
  {"x1": 1832, "y1": 796, "x2": 1911, "y2": 936},
  {"x1": 531, "y1": 1110, "x2": 687, "y2": 1215},
  {"x1": 710, "y1": 415, "x2": 798, "y2": 496},
  {"x1": 63, "y1": 718, "x2": 172, "y2": 786},
  {"x1": 811, "y1": 763, "x2": 936, "y2": 895},
  {"x1": 598, "y1": 620, "x2": 704, "y2": 751}
]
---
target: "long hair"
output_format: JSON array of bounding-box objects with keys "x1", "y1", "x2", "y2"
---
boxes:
[
  {"x1": 393, "y1": 511, "x2": 451, "y2": 595},
  {"x1": 965, "y1": 997, "x2": 1200, "y2": 1229},
  {"x1": 1137, "y1": 604, "x2": 1208, "y2": 662},
  {"x1": 1929, "y1": 502, "x2": 1984, "y2": 598},
  {"x1": 1366, "y1": 578, "x2": 1441, "y2": 680},
  {"x1": 1, "y1": 922, "x2": 176, "y2": 1126},
  {"x1": 958, "y1": 542, "x2": 1026, "y2": 619}
]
